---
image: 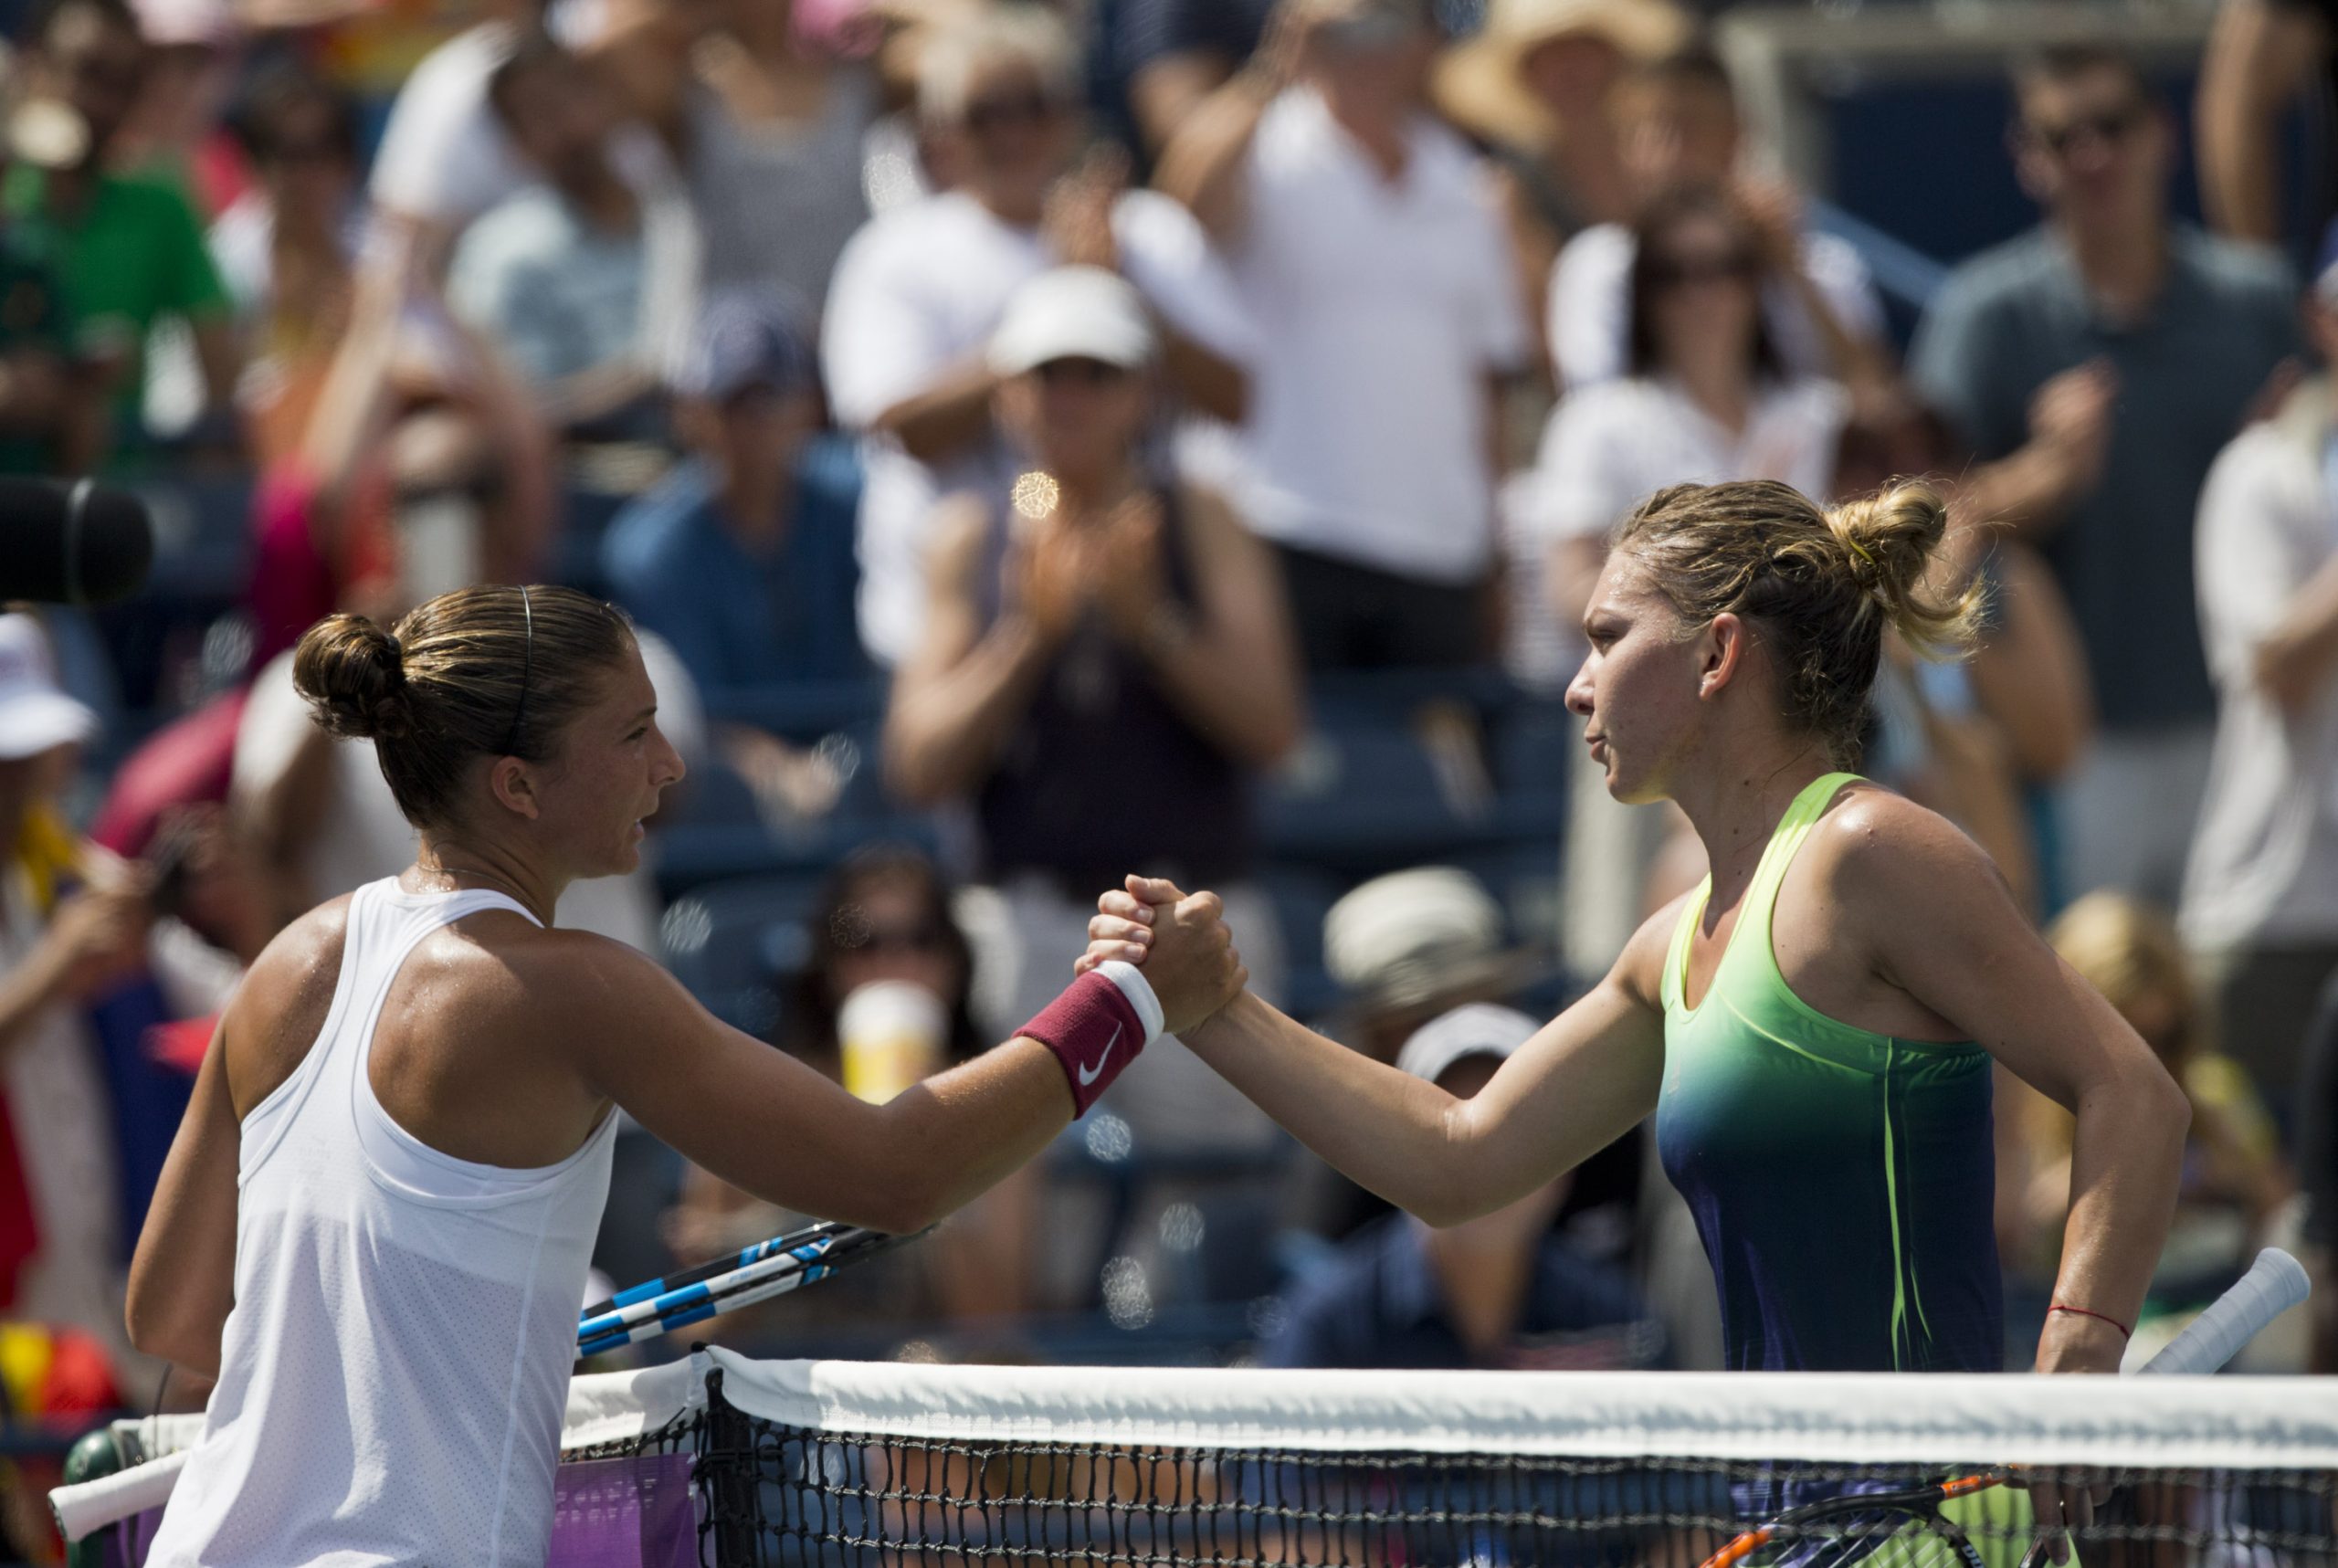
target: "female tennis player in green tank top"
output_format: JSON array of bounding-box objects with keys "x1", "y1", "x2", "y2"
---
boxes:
[{"x1": 1086, "y1": 478, "x2": 2189, "y2": 1399}]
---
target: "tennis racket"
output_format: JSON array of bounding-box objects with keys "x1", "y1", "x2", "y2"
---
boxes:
[
  {"x1": 1695, "y1": 1247, "x2": 2314, "y2": 1568},
  {"x1": 577, "y1": 1218, "x2": 926, "y2": 1357}
]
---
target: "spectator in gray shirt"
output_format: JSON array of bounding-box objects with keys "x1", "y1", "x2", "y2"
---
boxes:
[
  {"x1": 450, "y1": 34, "x2": 690, "y2": 440},
  {"x1": 1911, "y1": 43, "x2": 2299, "y2": 904}
]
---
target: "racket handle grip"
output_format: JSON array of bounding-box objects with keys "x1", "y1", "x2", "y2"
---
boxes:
[{"x1": 2139, "y1": 1247, "x2": 2311, "y2": 1376}]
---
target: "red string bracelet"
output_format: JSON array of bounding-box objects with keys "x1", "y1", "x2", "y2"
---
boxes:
[{"x1": 2048, "y1": 1302, "x2": 2132, "y2": 1339}]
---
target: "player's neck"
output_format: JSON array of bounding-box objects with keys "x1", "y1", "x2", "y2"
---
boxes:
[
  {"x1": 1669, "y1": 740, "x2": 1835, "y2": 906},
  {"x1": 409, "y1": 833, "x2": 559, "y2": 927}
]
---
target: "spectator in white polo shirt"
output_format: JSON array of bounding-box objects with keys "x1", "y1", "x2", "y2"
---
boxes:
[
  {"x1": 1546, "y1": 45, "x2": 1888, "y2": 403},
  {"x1": 823, "y1": 5, "x2": 1254, "y2": 668},
  {"x1": 1156, "y1": 0, "x2": 1533, "y2": 668},
  {"x1": 2181, "y1": 260, "x2": 2338, "y2": 1113}
]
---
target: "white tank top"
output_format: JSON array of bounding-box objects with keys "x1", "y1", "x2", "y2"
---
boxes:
[{"x1": 147, "y1": 878, "x2": 618, "y2": 1568}]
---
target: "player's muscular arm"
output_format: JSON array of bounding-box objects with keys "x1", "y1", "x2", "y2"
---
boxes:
[
  {"x1": 128, "y1": 902, "x2": 354, "y2": 1374},
  {"x1": 1824, "y1": 795, "x2": 2187, "y2": 1371},
  {"x1": 1088, "y1": 879, "x2": 1669, "y2": 1226},
  {"x1": 555, "y1": 936, "x2": 1071, "y2": 1236}
]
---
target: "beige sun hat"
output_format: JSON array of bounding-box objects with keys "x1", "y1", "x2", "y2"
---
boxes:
[
  {"x1": 1322, "y1": 867, "x2": 1545, "y2": 1022},
  {"x1": 1434, "y1": 0, "x2": 1691, "y2": 153}
]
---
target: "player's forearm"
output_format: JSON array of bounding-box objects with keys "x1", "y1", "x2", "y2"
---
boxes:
[
  {"x1": 862, "y1": 1037, "x2": 1072, "y2": 1234},
  {"x1": 1182, "y1": 992, "x2": 1488, "y2": 1225},
  {"x1": 2051, "y1": 1060, "x2": 2189, "y2": 1339}
]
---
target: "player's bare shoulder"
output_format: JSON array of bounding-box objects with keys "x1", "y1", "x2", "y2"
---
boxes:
[
  {"x1": 221, "y1": 893, "x2": 356, "y2": 1116},
  {"x1": 1798, "y1": 780, "x2": 2013, "y2": 921},
  {"x1": 486, "y1": 921, "x2": 695, "y2": 1066}
]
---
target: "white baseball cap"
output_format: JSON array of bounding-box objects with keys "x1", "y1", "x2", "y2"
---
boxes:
[
  {"x1": 0, "y1": 614, "x2": 97, "y2": 762},
  {"x1": 1394, "y1": 1003, "x2": 1543, "y2": 1089},
  {"x1": 987, "y1": 267, "x2": 1156, "y2": 377}
]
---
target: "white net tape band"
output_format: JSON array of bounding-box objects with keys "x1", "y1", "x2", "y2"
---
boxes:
[
  {"x1": 700, "y1": 1348, "x2": 2338, "y2": 1468},
  {"x1": 50, "y1": 1350, "x2": 2338, "y2": 1542}
]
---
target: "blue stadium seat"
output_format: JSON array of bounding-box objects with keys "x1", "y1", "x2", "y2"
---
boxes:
[
  {"x1": 553, "y1": 485, "x2": 637, "y2": 597},
  {"x1": 658, "y1": 874, "x2": 830, "y2": 1037},
  {"x1": 1258, "y1": 720, "x2": 1504, "y2": 873}
]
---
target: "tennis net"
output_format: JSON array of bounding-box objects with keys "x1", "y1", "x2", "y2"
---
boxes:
[{"x1": 53, "y1": 1348, "x2": 2338, "y2": 1568}]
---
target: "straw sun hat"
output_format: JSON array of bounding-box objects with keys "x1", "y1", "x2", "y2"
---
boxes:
[{"x1": 1435, "y1": 0, "x2": 1690, "y2": 152}]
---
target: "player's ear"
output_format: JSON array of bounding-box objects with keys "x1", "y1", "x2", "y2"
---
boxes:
[
  {"x1": 1700, "y1": 612, "x2": 1750, "y2": 700},
  {"x1": 488, "y1": 755, "x2": 542, "y2": 820}
]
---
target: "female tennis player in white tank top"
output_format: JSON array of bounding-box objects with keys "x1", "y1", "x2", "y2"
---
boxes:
[{"x1": 125, "y1": 584, "x2": 1241, "y2": 1566}]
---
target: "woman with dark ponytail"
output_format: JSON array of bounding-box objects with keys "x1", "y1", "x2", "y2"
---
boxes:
[
  {"x1": 121, "y1": 584, "x2": 1246, "y2": 1565},
  {"x1": 1088, "y1": 477, "x2": 2190, "y2": 1418}
]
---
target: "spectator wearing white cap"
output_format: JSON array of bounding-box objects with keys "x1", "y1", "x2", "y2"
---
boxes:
[
  {"x1": 0, "y1": 614, "x2": 147, "y2": 1355},
  {"x1": 887, "y1": 266, "x2": 1297, "y2": 1154},
  {"x1": 823, "y1": 5, "x2": 1254, "y2": 667},
  {"x1": 1261, "y1": 1002, "x2": 1662, "y2": 1370},
  {"x1": 2180, "y1": 261, "x2": 2338, "y2": 1114},
  {"x1": 1158, "y1": 0, "x2": 1534, "y2": 668}
]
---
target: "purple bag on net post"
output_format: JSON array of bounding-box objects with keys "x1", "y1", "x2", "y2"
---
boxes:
[
  {"x1": 549, "y1": 1453, "x2": 700, "y2": 1568},
  {"x1": 101, "y1": 1454, "x2": 696, "y2": 1568}
]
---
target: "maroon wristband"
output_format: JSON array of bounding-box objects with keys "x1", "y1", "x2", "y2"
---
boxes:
[{"x1": 1017, "y1": 970, "x2": 1148, "y2": 1117}]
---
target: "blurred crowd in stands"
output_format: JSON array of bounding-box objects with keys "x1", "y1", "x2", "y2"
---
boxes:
[{"x1": 4, "y1": 0, "x2": 2338, "y2": 1536}]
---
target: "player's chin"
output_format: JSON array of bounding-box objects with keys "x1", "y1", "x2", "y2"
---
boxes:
[{"x1": 604, "y1": 824, "x2": 647, "y2": 874}]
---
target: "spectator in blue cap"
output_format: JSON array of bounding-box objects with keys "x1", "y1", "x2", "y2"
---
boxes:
[{"x1": 600, "y1": 285, "x2": 865, "y2": 816}]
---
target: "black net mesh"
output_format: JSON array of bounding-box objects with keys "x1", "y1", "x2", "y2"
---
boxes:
[{"x1": 618, "y1": 1372, "x2": 2338, "y2": 1568}]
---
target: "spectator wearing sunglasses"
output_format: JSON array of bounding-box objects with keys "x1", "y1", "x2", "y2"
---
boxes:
[
  {"x1": 1525, "y1": 185, "x2": 1848, "y2": 978},
  {"x1": 1911, "y1": 45, "x2": 2301, "y2": 907},
  {"x1": 658, "y1": 847, "x2": 1045, "y2": 1339},
  {"x1": 823, "y1": 5, "x2": 1254, "y2": 668},
  {"x1": 1544, "y1": 46, "x2": 1888, "y2": 406}
]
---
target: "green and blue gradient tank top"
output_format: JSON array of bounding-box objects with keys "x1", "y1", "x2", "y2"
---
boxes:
[{"x1": 1656, "y1": 773, "x2": 2003, "y2": 1373}]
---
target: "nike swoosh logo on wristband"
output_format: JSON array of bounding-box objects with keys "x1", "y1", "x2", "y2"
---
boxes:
[{"x1": 1079, "y1": 1023, "x2": 1122, "y2": 1087}]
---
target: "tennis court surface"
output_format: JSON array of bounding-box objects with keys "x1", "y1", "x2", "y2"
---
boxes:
[{"x1": 53, "y1": 1349, "x2": 2338, "y2": 1568}]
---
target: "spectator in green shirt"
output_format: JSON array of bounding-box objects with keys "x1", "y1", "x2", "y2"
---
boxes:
[
  {"x1": 0, "y1": 47, "x2": 90, "y2": 474},
  {"x1": 5, "y1": 0, "x2": 239, "y2": 458}
]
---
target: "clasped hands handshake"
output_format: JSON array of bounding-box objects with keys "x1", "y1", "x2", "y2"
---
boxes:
[{"x1": 1075, "y1": 875, "x2": 1248, "y2": 1036}]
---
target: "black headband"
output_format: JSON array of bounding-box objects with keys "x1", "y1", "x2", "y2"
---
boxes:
[{"x1": 504, "y1": 584, "x2": 534, "y2": 756}]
